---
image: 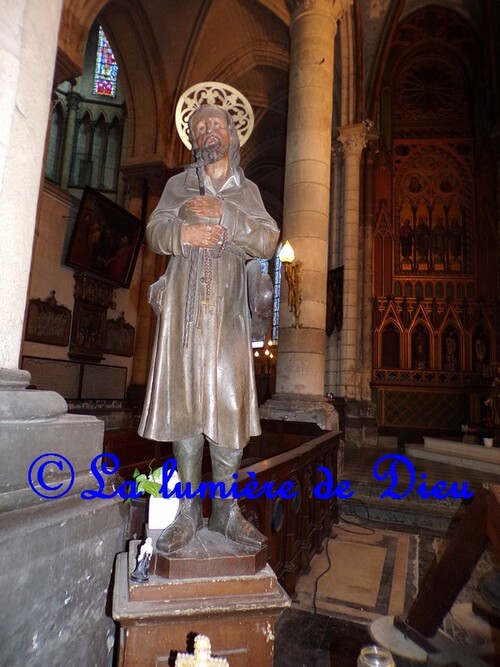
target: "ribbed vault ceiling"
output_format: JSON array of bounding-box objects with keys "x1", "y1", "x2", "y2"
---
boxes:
[{"x1": 60, "y1": 0, "x2": 291, "y2": 224}]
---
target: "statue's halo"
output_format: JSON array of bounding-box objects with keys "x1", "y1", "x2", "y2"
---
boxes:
[{"x1": 175, "y1": 81, "x2": 254, "y2": 149}]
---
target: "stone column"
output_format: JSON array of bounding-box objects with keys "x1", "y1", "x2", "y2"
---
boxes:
[
  {"x1": 360, "y1": 130, "x2": 379, "y2": 401},
  {"x1": 336, "y1": 123, "x2": 371, "y2": 447},
  {"x1": 60, "y1": 91, "x2": 81, "y2": 189},
  {"x1": 325, "y1": 143, "x2": 343, "y2": 394},
  {"x1": 0, "y1": 4, "x2": 127, "y2": 664},
  {"x1": 84, "y1": 119, "x2": 97, "y2": 185},
  {"x1": 0, "y1": 0, "x2": 63, "y2": 382},
  {"x1": 261, "y1": 0, "x2": 351, "y2": 431},
  {"x1": 336, "y1": 123, "x2": 369, "y2": 400},
  {"x1": 97, "y1": 121, "x2": 111, "y2": 188}
]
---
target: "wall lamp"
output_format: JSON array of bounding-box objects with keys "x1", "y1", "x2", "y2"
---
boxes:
[{"x1": 279, "y1": 240, "x2": 303, "y2": 329}]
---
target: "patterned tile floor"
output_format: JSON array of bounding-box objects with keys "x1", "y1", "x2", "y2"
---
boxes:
[
  {"x1": 342, "y1": 445, "x2": 500, "y2": 487},
  {"x1": 273, "y1": 446, "x2": 500, "y2": 667}
]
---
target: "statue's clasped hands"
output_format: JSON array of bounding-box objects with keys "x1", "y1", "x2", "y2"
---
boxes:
[{"x1": 183, "y1": 196, "x2": 225, "y2": 248}]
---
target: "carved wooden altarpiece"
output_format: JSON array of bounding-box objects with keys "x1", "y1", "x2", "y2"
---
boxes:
[
  {"x1": 69, "y1": 274, "x2": 115, "y2": 361},
  {"x1": 371, "y1": 7, "x2": 497, "y2": 432}
]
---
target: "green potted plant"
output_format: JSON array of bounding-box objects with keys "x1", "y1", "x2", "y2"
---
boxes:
[{"x1": 132, "y1": 465, "x2": 180, "y2": 530}]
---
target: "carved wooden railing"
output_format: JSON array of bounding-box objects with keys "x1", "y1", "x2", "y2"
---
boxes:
[{"x1": 106, "y1": 424, "x2": 340, "y2": 597}]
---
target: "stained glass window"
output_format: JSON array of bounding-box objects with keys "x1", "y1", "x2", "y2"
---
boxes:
[
  {"x1": 251, "y1": 254, "x2": 281, "y2": 344},
  {"x1": 93, "y1": 26, "x2": 118, "y2": 97}
]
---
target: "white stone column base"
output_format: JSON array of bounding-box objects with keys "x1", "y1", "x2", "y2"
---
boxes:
[{"x1": 0, "y1": 367, "x2": 67, "y2": 422}]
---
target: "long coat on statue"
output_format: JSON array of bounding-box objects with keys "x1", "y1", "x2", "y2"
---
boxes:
[{"x1": 138, "y1": 167, "x2": 279, "y2": 450}]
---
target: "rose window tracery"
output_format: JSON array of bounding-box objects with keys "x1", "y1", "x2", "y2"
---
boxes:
[{"x1": 396, "y1": 59, "x2": 461, "y2": 119}]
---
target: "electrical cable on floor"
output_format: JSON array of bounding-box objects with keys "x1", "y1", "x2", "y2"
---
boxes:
[
  {"x1": 337, "y1": 498, "x2": 376, "y2": 535},
  {"x1": 310, "y1": 500, "x2": 376, "y2": 614},
  {"x1": 312, "y1": 530, "x2": 337, "y2": 615}
]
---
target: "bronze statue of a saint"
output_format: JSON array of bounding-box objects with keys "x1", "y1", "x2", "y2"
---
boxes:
[{"x1": 138, "y1": 101, "x2": 279, "y2": 555}]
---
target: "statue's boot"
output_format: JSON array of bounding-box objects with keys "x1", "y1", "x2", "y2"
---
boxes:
[
  {"x1": 155, "y1": 435, "x2": 204, "y2": 555},
  {"x1": 208, "y1": 443, "x2": 267, "y2": 549}
]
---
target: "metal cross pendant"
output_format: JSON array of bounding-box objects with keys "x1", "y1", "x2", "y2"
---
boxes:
[
  {"x1": 200, "y1": 298, "x2": 215, "y2": 309},
  {"x1": 200, "y1": 249, "x2": 215, "y2": 309}
]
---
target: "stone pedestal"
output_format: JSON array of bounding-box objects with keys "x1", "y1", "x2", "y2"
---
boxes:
[
  {"x1": 150, "y1": 525, "x2": 268, "y2": 579},
  {"x1": 113, "y1": 540, "x2": 290, "y2": 667},
  {"x1": 0, "y1": 370, "x2": 127, "y2": 666}
]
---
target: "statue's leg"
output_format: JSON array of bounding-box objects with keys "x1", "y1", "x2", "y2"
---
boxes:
[
  {"x1": 208, "y1": 442, "x2": 267, "y2": 549},
  {"x1": 155, "y1": 434, "x2": 204, "y2": 555}
]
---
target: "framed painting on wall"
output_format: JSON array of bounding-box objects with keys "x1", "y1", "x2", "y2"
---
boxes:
[{"x1": 64, "y1": 187, "x2": 144, "y2": 289}]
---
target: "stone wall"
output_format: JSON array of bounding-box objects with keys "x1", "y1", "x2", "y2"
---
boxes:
[{"x1": 0, "y1": 399, "x2": 128, "y2": 666}]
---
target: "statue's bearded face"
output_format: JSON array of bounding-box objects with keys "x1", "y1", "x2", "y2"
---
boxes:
[{"x1": 192, "y1": 108, "x2": 230, "y2": 162}]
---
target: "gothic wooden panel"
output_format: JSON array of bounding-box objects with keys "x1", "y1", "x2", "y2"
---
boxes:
[{"x1": 378, "y1": 389, "x2": 467, "y2": 431}]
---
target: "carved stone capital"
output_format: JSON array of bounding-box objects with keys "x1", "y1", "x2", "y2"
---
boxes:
[
  {"x1": 66, "y1": 92, "x2": 82, "y2": 112},
  {"x1": 337, "y1": 121, "x2": 371, "y2": 159},
  {"x1": 286, "y1": 0, "x2": 353, "y2": 22}
]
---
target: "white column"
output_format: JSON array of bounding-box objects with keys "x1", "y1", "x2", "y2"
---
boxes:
[
  {"x1": 0, "y1": 0, "x2": 64, "y2": 377},
  {"x1": 261, "y1": 0, "x2": 352, "y2": 430},
  {"x1": 337, "y1": 123, "x2": 369, "y2": 399},
  {"x1": 275, "y1": 0, "x2": 340, "y2": 398}
]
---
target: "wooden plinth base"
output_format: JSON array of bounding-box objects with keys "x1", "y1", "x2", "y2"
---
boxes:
[
  {"x1": 148, "y1": 525, "x2": 268, "y2": 579},
  {"x1": 113, "y1": 542, "x2": 291, "y2": 667}
]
